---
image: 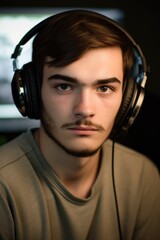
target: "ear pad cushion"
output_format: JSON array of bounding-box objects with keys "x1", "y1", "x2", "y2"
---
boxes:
[
  {"x1": 110, "y1": 78, "x2": 138, "y2": 138},
  {"x1": 11, "y1": 62, "x2": 40, "y2": 119}
]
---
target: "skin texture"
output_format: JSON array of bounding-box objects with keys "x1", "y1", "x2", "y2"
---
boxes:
[{"x1": 35, "y1": 47, "x2": 123, "y2": 197}]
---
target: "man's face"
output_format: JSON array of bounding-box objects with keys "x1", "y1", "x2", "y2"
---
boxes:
[{"x1": 41, "y1": 47, "x2": 123, "y2": 157}]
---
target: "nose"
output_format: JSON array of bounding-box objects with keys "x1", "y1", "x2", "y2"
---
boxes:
[{"x1": 73, "y1": 88, "x2": 95, "y2": 118}]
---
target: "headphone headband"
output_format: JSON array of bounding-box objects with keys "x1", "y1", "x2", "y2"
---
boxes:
[{"x1": 11, "y1": 9, "x2": 147, "y2": 82}]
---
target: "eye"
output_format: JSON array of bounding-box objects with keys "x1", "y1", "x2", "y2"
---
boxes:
[
  {"x1": 97, "y1": 85, "x2": 113, "y2": 94},
  {"x1": 56, "y1": 83, "x2": 72, "y2": 91},
  {"x1": 98, "y1": 85, "x2": 108, "y2": 92}
]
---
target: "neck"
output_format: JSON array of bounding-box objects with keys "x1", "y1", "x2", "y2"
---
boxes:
[{"x1": 34, "y1": 128, "x2": 101, "y2": 198}]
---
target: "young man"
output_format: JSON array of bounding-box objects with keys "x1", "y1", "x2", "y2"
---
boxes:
[{"x1": 0, "y1": 9, "x2": 160, "y2": 240}]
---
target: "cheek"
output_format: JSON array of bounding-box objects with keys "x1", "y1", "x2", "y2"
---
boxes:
[
  {"x1": 101, "y1": 93, "x2": 122, "y2": 118},
  {"x1": 114, "y1": 93, "x2": 123, "y2": 112},
  {"x1": 41, "y1": 86, "x2": 69, "y2": 120},
  {"x1": 101, "y1": 95, "x2": 122, "y2": 132}
]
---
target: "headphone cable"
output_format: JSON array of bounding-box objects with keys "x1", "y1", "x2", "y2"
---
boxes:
[{"x1": 111, "y1": 140, "x2": 123, "y2": 240}]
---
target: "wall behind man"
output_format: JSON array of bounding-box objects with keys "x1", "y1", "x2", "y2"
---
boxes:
[{"x1": 118, "y1": 2, "x2": 160, "y2": 171}]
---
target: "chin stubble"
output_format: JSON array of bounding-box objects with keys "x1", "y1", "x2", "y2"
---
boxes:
[{"x1": 41, "y1": 117, "x2": 102, "y2": 158}]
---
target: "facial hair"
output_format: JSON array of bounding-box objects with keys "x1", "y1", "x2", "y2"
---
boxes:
[{"x1": 40, "y1": 110, "x2": 105, "y2": 158}]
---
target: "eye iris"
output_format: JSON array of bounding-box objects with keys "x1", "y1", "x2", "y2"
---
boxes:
[
  {"x1": 61, "y1": 84, "x2": 69, "y2": 90},
  {"x1": 100, "y1": 86, "x2": 107, "y2": 92}
]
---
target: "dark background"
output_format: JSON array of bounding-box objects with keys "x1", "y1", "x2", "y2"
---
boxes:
[{"x1": 0, "y1": 1, "x2": 159, "y2": 171}]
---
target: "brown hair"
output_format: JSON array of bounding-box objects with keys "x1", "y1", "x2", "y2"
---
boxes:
[{"x1": 32, "y1": 10, "x2": 135, "y2": 85}]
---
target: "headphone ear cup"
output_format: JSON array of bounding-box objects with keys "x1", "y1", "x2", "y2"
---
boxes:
[
  {"x1": 11, "y1": 69, "x2": 27, "y2": 117},
  {"x1": 11, "y1": 62, "x2": 40, "y2": 119},
  {"x1": 110, "y1": 77, "x2": 144, "y2": 138}
]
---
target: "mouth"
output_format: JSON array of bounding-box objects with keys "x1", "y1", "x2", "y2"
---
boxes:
[{"x1": 67, "y1": 125, "x2": 98, "y2": 135}]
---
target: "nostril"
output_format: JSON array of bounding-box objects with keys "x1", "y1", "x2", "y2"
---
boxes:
[{"x1": 75, "y1": 111, "x2": 95, "y2": 119}]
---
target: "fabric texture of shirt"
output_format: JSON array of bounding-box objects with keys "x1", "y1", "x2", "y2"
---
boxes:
[{"x1": 0, "y1": 128, "x2": 160, "y2": 240}]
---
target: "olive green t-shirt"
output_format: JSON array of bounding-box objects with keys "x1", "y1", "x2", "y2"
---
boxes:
[{"x1": 0, "y1": 129, "x2": 160, "y2": 240}]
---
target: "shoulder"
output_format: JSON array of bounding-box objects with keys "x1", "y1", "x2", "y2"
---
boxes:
[
  {"x1": 104, "y1": 140, "x2": 160, "y2": 207},
  {"x1": 0, "y1": 130, "x2": 33, "y2": 171},
  {"x1": 115, "y1": 141, "x2": 157, "y2": 169},
  {"x1": 104, "y1": 139, "x2": 159, "y2": 177}
]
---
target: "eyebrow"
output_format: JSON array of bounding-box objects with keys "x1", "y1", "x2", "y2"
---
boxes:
[{"x1": 48, "y1": 74, "x2": 121, "y2": 85}]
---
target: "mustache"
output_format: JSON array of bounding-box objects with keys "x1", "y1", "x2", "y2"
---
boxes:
[{"x1": 62, "y1": 119, "x2": 105, "y2": 131}]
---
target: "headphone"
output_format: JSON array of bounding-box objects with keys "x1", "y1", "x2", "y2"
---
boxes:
[{"x1": 11, "y1": 9, "x2": 148, "y2": 137}]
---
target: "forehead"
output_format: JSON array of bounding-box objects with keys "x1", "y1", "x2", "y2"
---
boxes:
[{"x1": 44, "y1": 47, "x2": 124, "y2": 83}]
